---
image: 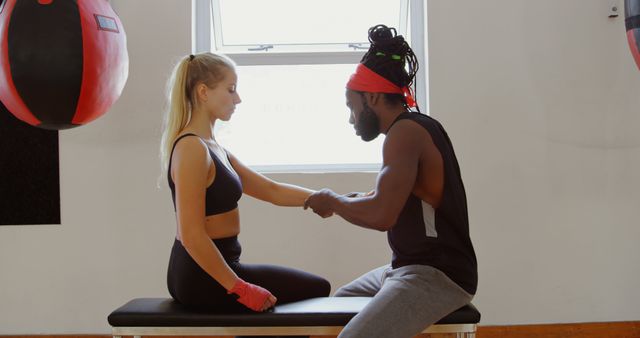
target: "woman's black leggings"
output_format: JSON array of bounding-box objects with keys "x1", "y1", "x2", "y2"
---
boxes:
[{"x1": 167, "y1": 236, "x2": 331, "y2": 313}]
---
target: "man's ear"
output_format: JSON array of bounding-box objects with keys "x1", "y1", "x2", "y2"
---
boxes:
[{"x1": 365, "y1": 92, "x2": 383, "y2": 107}]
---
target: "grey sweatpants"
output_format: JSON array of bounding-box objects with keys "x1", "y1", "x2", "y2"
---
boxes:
[{"x1": 335, "y1": 264, "x2": 473, "y2": 338}]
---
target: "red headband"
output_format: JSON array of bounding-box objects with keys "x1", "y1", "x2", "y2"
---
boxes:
[{"x1": 346, "y1": 63, "x2": 416, "y2": 107}]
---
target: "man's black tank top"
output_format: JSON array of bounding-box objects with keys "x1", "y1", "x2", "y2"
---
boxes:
[
  {"x1": 387, "y1": 112, "x2": 478, "y2": 295},
  {"x1": 167, "y1": 134, "x2": 243, "y2": 216}
]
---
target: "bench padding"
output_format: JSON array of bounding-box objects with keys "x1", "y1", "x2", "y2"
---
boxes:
[{"x1": 108, "y1": 297, "x2": 480, "y2": 327}]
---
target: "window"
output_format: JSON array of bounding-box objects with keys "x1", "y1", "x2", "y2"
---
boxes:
[
  {"x1": 193, "y1": 0, "x2": 426, "y2": 171},
  {"x1": 211, "y1": 0, "x2": 407, "y2": 53}
]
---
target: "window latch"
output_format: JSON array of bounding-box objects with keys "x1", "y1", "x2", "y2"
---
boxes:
[
  {"x1": 348, "y1": 43, "x2": 369, "y2": 50},
  {"x1": 248, "y1": 44, "x2": 274, "y2": 51}
]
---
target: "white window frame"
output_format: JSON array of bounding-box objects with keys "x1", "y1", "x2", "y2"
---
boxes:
[{"x1": 192, "y1": 0, "x2": 428, "y2": 172}]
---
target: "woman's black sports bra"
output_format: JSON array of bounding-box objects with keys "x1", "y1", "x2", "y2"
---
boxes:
[{"x1": 167, "y1": 133, "x2": 243, "y2": 216}]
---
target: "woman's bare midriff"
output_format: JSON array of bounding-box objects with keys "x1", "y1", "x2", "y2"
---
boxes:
[
  {"x1": 175, "y1": 208, "x2": 241, "y2": 242},
  {"x1": 204, "y1": 208, "x2": 241, "y2": 239}
]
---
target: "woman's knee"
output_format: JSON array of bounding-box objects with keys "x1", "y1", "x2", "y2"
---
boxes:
[{"x1": 312, "y1": 276, "x2": 331, "y2": 297}]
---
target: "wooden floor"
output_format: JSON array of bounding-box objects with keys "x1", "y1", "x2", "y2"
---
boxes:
[
  {"x1": 477, "y1": 321, "x2": 640, "y2": 338},
  {"x1": 4, "y1": 322, "x2": 640, "y2": 338}
]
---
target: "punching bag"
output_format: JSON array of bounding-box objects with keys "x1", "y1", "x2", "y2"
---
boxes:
[
  {"x1": 0, "y1": 0, "x2": 128, "y2": 130},
  {"x1": 626, "y1": 0, "x2": 640, "y2": 70}
]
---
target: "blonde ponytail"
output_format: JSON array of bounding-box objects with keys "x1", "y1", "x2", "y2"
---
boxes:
[{"x1": 160, "y1": 55, "x2": 192, "y2": 174}]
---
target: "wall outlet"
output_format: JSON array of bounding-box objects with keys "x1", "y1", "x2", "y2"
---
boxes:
[{"x1": 609, "y1": 0, "x2": 621, "y2": 18}]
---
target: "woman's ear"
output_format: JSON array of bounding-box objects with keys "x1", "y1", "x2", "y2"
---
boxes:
[{"x1": 195, "y1": 83, "x2": 209, "y2": 102}]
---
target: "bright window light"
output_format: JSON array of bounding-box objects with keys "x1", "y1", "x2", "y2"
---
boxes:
[
  {"x1": 212, "y1": 0, "x2": 407, "y2": 52},
  {"x1": 215, "y1": 64, "x2": 384, "y2": 170}
]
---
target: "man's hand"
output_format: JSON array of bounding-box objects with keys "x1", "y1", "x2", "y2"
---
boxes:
[
  {"x1": 343, "y1": 190, "x2": 375, "y2": 198},
  {"x1": 304, "y1": 188, "x2": 339, "y2": 218}
]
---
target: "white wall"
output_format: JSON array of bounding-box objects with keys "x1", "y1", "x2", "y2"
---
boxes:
[
  {"x1": 428, "y1": 0, "x2": 640, "y2": 325},
  {"x1": 0, "y1": 0, "x2": 638, "y2": 334}
]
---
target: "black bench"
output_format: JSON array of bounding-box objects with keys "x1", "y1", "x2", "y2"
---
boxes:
[{"x1": 108, "y1": 297, "x2": 480, "y2": 337}]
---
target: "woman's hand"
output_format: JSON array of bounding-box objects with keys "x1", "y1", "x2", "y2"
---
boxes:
[{"x1": 228, "y1": 279, "x2": 277, "y2": 312}]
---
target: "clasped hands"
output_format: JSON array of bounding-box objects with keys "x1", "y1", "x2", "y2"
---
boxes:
[{"x1": 304, "y1": 188, "x2": 373, "y2": 218}]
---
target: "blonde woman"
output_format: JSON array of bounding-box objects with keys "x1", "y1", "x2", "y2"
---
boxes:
[{"x1": 161, "y1": 53, "x2": 330, "y2": 314}]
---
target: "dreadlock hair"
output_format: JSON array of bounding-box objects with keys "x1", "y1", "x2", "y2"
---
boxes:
[{"x1": 360, "y1": 24, "x2": 420, "y2": 112}]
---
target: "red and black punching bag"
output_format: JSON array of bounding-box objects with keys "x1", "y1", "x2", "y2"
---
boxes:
[
  {"x1": 626, "y1": 0, "x2": 640, "y2": 70},
  {"x1": 0, "y1": 0, "x2": 128, "y2": 130}
]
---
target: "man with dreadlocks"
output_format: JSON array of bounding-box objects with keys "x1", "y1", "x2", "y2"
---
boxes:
[{"x1": 304, "y1": 25, "x2": 477, "y2": 338}]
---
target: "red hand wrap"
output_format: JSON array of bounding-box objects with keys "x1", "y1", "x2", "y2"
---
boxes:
[{"x1": 227, "y1": 279, "x2": 272, "y2": 312}]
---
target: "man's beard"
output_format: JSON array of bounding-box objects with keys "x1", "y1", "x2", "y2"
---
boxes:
[{"x1": 356, "y1": 102, "x2": 381, "y2": 141}]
